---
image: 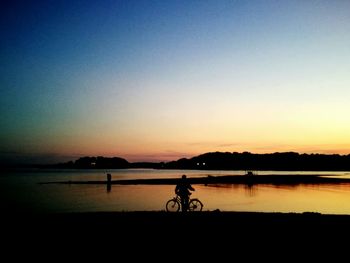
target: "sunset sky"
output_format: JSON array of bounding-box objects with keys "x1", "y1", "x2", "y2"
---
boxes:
[{"x1": 1, "y1": 0, "x2": 350, "y2": 163}]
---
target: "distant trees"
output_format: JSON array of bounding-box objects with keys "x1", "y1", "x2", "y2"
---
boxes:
[
  {"x1": 63, "y1": 156, "x2": 130, "y2": 169},
  {"x1": 42, "y1": 151, "x2": 350, "y2": 170},
  {"x1": 163, "y1": 151, "x2": 350, "y2": 171},
  {"x1": 55, "y1": 156, "x2": 162, "y2": 169}
]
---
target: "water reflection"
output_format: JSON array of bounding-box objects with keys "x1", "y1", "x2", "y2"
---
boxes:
[
  {"x1": 244, "y1": 183, "x2": 256, "y2": 197},
  {"x1": 106, "y1": 173, "x2": 112, "y2": 193},
  {"x1": 4, "y1": 169, "x2": 350, "y2": 214}
]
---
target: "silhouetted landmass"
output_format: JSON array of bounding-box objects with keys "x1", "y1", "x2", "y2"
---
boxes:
[
  {"x1": 3, "y1": 151, "x2": 350, "y2": 170},
  {"x1": 163, "y1": 151, "x2": 350, "y2": 171},
  {"x1": 74, "y1": 156, "x2": 129, "y2": 168},
  {"x1": 41, "y1": 156, "x2": 131, "y2": 169},
  {"x1": 39, "y1": 156, "x2": 163, "y2": 169}
]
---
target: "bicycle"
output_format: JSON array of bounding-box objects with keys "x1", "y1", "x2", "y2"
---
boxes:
[{"x1": 166, "y1": 195, "x2": 203, "y2": 212}]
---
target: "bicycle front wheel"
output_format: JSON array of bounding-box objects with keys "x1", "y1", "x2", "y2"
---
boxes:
[
  {"x1": 188, "y1": 199, "x2": 203, "y2": 211},
  {"x1": 166, "y1": 199, "x2": 180, "y2": 212}
]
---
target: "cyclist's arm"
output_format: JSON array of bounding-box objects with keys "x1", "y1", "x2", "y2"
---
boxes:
[{"x1": 175, "y1": 185, "x2": 179, "y2": 194}]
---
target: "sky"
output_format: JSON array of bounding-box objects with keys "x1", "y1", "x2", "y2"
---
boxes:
[{"x1": 1, "y1": 0, "x2": 350, "y2": 163}]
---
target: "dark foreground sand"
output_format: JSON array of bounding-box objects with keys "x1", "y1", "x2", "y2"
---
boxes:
[
  {"x1": 3, "y1": 211, "x2": 350, "y2": 261},
  {"x1": 4, "y1": 211, "x2": 350, "y2": 252}
]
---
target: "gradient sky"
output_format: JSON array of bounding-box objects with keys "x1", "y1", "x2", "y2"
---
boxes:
[{"x1": 1, "y1": 0, "x2": 350, "y2": 163}]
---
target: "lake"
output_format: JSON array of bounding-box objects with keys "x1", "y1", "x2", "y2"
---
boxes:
[{"x1": 1, "y1": 168, "x2": 350, "y2": 214}]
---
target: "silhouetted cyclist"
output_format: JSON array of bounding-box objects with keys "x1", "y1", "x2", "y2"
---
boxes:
[{"x1": 175, "y1": 175, "x2": 195, "y2": 212}]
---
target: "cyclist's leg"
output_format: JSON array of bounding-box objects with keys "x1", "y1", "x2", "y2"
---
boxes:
[
  {"x1": 183, "y1": 196, "x2": 189, "y2": 212},
  {"x1": 180, "y1": 195, "x2": 188, "y2": 212},
  {"x1": 179, "y1": 195, "x2": 186, "y2": 212}
]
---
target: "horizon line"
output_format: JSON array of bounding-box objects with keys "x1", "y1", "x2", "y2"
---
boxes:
[{"x1": 1, "y1": 150, "x2": 350, "y2": 166}]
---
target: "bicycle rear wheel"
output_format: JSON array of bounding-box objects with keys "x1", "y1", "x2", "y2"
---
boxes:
[
  {"x1": 166, "y1": 199, "x2": 180, "y2": 212},
  {"x1": 188, "y1": 199, "x2": 203, "y2": 211}
]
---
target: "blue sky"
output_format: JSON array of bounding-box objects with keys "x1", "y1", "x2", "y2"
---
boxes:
[{"x1": 1, "y1": 0, "x2": 350, "y2": 163}]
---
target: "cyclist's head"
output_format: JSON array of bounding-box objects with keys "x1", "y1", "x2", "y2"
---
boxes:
[{"x1": 182, "y1": 174, "x2": 187, "y2": 179}]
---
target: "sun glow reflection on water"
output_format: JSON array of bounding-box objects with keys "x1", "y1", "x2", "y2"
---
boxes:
[{"x1": 2, "y1": 169, "x2": 350, "y2": 214}]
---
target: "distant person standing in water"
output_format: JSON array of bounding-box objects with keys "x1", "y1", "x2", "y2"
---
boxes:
[{"x1": 175, "y1": 175, "x2": 195, "y2": 212}]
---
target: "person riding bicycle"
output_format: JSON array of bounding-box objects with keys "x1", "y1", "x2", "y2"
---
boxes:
[{"x1": 175, "y1": 175, "x2": 195, "y2": 212}]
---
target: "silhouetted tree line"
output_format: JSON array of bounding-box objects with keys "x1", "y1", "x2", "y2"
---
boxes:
[
  {"x1": 55, "y1": 156, "x2": 129, "y2": 169},
  {"x1": 53, "y1": 156, "x2": 163, "y2": 169},
  {"x1": 163, "y1": 151, "x2": 350, "y2": 171},
  {"x1": 25, "y1": 152, "x2": 350, "y2": 170}
]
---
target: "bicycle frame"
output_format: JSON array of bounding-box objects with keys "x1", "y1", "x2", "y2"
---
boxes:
[{"x1": 166, "y1": 195, "x2": 203, "y2": 212}]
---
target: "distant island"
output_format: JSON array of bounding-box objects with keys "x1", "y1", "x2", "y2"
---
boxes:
[{"x1": 27, "y1": 151, "x2": 350, "y2": 171}]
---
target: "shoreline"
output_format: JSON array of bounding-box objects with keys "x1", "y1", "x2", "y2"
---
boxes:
[
  {"x1": 6, "y1": 209, "x2": 350, "y2": 226},
  {"x1": 40, "y1": 173, "x2": 350, "y2": 185},
  {"x1": 5, "y1": 210, "x2": 350, "y2": 253},
  {"x1": 6, "y1": 209, "x2": 350, "y2": 227},
  {"x1": 5, "y1": 210, "x2": 350, "y2": 236}
]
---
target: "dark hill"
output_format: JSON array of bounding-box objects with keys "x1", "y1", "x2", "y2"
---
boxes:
[
  {"x1": 24, "y1": 151, "x2": 350, "y2": 170},
  {"x1": 163, "y1": 151, "x2": 350, "y2": 171}
]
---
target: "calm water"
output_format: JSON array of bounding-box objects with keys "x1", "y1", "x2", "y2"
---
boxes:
[{"x1": 1, "y1": 169, "x2": 350, "y2": 214}]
